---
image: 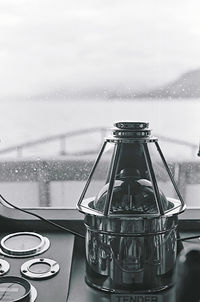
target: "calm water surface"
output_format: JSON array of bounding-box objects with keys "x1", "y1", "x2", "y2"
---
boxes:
[{"x1": 0, "y1": 98, "x2": 199, "y2": 148}]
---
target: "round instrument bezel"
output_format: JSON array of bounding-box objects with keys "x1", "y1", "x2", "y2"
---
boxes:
[
  {"x1": 0, "y1": 275, "x2": 37, "y2": 301},
  {"x1": 21, "y1": 258, "x2": 60, "y2": 279},
  {"x1": 0, "y1": 232, "x2": 50, "y2": 258}
]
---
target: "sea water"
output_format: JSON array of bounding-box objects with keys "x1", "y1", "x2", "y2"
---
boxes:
[{"x1": 0, "y1": 98, "x2": 199, "y2": 155}]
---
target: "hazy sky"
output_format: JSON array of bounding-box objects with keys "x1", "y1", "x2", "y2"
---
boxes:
[{"x1": 1, "y1": 0, "x2": 200, "y2": 98}]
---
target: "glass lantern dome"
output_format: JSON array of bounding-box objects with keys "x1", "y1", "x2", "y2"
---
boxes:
[{"x1": 77, "y1": 121, "x2": 185, "y2": 217}]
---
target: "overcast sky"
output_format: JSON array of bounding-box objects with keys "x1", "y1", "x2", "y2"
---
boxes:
[{"x1": 1, "y1": 0, "x2": 200, "y2": 99}]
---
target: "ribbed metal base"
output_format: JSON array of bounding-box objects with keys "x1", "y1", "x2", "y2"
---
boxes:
[{"x1": 85, "y1": 276, "x2": 171, "y2": 294}]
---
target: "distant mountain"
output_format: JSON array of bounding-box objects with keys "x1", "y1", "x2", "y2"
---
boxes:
[
  {"x1": 30, "y1": 68, "x2": 200, "y2": 100},
  {"x1": 137, "y1": 69, "x2": 200, "y2": 98}
]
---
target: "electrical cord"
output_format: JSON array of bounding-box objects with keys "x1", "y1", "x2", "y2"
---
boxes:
[
  {"x1": 0, "y1": 194, "x2": 85, "y2": 239},
  {"x1": 0, "y1": 194, "x2": 199, "y2": 242},
  {"x1": 178, "y1": 235, "x2": 200, "y2": 242}
]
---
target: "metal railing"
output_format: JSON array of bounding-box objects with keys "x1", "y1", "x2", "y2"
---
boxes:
[
  {"x1": 0, "y1": 127, "x2": 197, "y2": 158},
  {"x1": 0, "y1": 127, "x2": 107, "y2": 158},
  {"x1": 0, "y1": 128, "x2": 198, "y2": 208}
]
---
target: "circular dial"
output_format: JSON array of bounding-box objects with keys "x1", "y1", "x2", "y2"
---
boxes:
[
  {"x1": 4, "y1": 235, "x2": 41, "y2": 251},
  {"x1": 0, "y1": 232, "x2": 50, "y2": 258},
  {"x1": 29, "y1": 262, "x2": 51, "y2": 274},
  {"x1": 0, "y1": 276, "x2": 37, "y2": 302}
]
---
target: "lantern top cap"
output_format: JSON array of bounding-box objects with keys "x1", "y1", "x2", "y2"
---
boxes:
[
  {"x1": 112, "y1": 122, "x2": 151, "y2": 138},
  {"x1": 114, "y1": 122, "x2": 149, "y2": 129}
]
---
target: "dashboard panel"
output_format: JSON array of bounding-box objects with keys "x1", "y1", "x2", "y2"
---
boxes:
[{"x1": 0, "y1": 209, "x2": 198, "y2": 302}]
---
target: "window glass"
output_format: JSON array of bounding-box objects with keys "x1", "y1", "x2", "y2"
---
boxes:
[
  {"x1": 81, "y1": 142, "x2": 115, "y2": 213},
  {"x1": 0, "y1": 1, "x2": 199, "y2": 210},
  {"x1": 147, "y1": 143, "x2": 183, "y2": 212}
]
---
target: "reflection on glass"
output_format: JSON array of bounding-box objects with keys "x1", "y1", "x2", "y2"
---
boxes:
[
  {"x1": 81, "y1": 142, "x2": 115, "y2": 213},
  {"x1": 93, "y1": 142, "x2": 173, "y2": 215},
  {"x1": 148, "y1": 142, "x2": 183, "y2": 212}
]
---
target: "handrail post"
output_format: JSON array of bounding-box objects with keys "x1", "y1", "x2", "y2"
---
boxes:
[
  {"x1": 16, "y1": 146, "x2": 23, "y2": 158},
  {"x1": 38, "y1": 162, "x2": 51, "y2": 207},
  {"x1": 60, "y1": 136, "x2": 66, "y2": 156}
]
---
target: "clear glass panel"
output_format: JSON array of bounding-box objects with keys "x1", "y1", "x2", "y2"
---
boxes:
[
  {"x1": 81, "y1": 142, "x2": 115, "y2": 213},
  {"x1": 148, "y1": 142, "x2": 182, "y2": 212},
  {"x1": 96, "y1": 142, "x2": 159, "y2": 215}
]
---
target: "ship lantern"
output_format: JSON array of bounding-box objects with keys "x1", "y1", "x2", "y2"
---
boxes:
[{"x1": 77, "y1": 122, "x2": 185, "y2": 293}]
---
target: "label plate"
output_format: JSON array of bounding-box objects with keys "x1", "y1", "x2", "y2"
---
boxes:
[{"x1": 111, "y1": 294, "x2": 164, "y2": 302}]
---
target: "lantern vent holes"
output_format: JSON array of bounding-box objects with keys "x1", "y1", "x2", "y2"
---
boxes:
[
  {"x1": 114, "y1": 122, "x2": 149, "y2": 130},
  {"x1": 112, "y1": 122, "x2": 151, "y2": 138}
]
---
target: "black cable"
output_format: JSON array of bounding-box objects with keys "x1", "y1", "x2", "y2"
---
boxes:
[
  {"x1": 0, "y1": 194, "x2": 85, "y2": 239},
  {"x1": 178, "y1": 235, "x2": 200, "y2": 242},
  {"x1": 1, "y1": 194, "x2": 200, "y2": 242}
]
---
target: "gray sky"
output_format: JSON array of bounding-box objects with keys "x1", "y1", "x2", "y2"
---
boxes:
[{"x1": 1, "y1": 0, "x2": 200, "y2": 98}]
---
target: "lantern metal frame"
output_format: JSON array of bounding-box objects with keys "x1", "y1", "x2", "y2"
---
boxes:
[
  {"x1": 77, "y1": 122, "x2": 186, "y2": 293},
  {"x1": 77, "y1": 136, "x2": 185, "y2": 217}
]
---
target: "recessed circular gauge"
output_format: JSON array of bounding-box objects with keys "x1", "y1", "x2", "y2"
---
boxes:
[
  {"x1": 0, "y1": 232, "x2": 50, "y2": 258},
  {"x1": 0, "y1": 276, "x2": 37, "y2": 301},
  {"x1": 21, "y1": 258, "x2": 60, "y2": 279},
  {"x1": 0, "y1": 259, "x2": 10, "y2": 276}
]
